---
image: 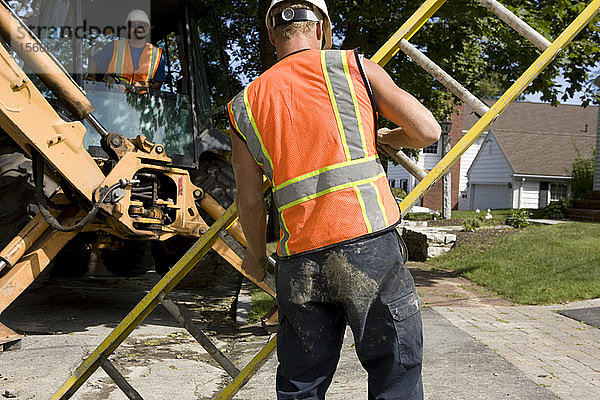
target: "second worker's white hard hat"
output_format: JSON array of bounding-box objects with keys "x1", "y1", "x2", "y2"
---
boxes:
[
  {"x1": 265, "y1": 0, "x2": 332, "y2": 50},
  {"x1": 126, "y1": 9, "x2": 150, "y2": 25}
]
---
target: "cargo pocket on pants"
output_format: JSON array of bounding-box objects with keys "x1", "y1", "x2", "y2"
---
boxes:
[{"x1": 388, "y1": 291, "x2": 423, "y2": 368}]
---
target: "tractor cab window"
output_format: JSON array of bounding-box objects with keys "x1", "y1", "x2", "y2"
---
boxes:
[{"x1": 11, "y1": 0, "x2": 217, "y2": 167}]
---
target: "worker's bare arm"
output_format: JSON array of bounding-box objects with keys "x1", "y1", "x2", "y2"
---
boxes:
[
  {"x1": 363, "y1": 58, "x2": 440, "y2": 149},
  {"x1": 231, "y1": 132, "x2": 268, "y2": 280}
]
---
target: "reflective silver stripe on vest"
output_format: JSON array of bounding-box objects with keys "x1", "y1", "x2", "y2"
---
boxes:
[
  {"x1": 273, "y1": 157, "x2": 384, "y2": 210},
  {"x1": 229, "y1": 90, "x2": 274, "y2": 180},
  {"x1": 322, "y1": 50, "x2": 368, "y2": 160},
  {"x1": 355, "y1": 182, "x2": 388, "y2": 233}
]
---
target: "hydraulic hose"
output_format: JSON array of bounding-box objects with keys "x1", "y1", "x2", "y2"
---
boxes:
[{"x1": 33, "y1": 152, "x2": 119, "y2": 232}]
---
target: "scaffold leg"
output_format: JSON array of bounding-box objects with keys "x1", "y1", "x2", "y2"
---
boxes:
[
  {"x1": 214, "y1": 335, "x2": 278, "y2": 400},
  {"x1": 97, "y1": 355, "x2": 143, "y2": 400}
]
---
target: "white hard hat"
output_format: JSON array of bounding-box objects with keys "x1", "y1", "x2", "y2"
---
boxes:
[
  {"x1": 265, "y1": 0, "x2": 332, "y2": 50},
  {"x1": 126, "y1": 9, "x2": 150, "y2": 25}
]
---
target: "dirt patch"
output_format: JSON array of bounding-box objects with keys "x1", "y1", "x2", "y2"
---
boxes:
[
  {"x1": 453, "y1": 226, "x2": 524, "y2": 249},
  {"x1": 427, "y1": 218, "x2": 466, "y2": 227},
  {"x1": 408, "y1": 262, "x2": 510, "y2": 307}
]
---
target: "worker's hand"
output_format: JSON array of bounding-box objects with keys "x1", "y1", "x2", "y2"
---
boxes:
[
  {"x1": 241, "y1": 254, "x2": 268, "y2": 282},
  {"x1": 377, "y1": 127, "x2": 405, "y2": 150}
]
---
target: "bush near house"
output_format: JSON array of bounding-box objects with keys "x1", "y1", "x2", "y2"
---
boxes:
[
  {"x1": 506, "y1": 208, "x2": 530, "y2": 228},
  {"x1": 571, "y1": 148, "x2": 595, "y2": 199},
  {"x1": 391, "y1": 187, "x2": 407, "y2": 199}
]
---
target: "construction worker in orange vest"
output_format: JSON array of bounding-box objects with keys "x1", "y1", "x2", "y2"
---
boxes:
[
  {"x1": 87, "y1": 9, "x2": 165, "y2": 90},
  {"x1": 228, "y1": 0, "x2": 440, "y2": 398}
]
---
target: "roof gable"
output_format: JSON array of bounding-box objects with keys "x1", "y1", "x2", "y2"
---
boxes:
[
  {"x1": 463, "y1": 101, "x2": 597, "y2": 177},
  {"x1": 467, "y1": 132, "x2": 513, "y2": 181}
]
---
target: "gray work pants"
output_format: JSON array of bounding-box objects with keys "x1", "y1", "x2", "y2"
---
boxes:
[{"x1": 275, "y1": 229, "x2": 423, "y2": 400}]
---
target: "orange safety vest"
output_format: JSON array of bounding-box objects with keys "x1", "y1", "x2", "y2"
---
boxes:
[
  {"x1": 106, "y1": 40, "x2": 162, "y2": 85},
  {"x1": 228, "y1": 49, "x2": 400, "y2": 257}
]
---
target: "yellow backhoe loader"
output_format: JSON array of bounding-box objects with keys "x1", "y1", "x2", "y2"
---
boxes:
[{"x1": 0, "y1": 0, "x2": 260, "y2": 347}]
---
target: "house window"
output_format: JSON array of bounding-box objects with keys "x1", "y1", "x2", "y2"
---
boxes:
[
  {"x1": 400, "y1": 179, "x2": 408, "y2": 192},
  {"x1": 550, "y1": 183, "x2": 568, "y2": 201},
  {"x1": 422, "y1": 140, "x2": 438, "y2": 154},
  {"x1": 389, "y1": 179, "x2": 396, "y2": 188}
]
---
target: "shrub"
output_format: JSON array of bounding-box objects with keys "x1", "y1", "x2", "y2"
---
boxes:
[
  {"x1": 463, "y1": 215, "x2": 483, "y2": 232},
  {"x1": 571, "y1": 146, "x2": 595, "y2": 199},
  {"x1": 391, "y1": 187, "x2": 407, "y2": 199},
  {"x1": 541, "y1": 200, "x2": 570, "y2": 219},
  {"x1": 507, "y1": 208, "x2": 530, "y2": 228}
]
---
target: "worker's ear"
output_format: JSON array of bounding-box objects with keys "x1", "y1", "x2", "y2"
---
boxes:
[
  {"x1": 316, "y1": 21, "x2": 323, "y2": 47},
  {"x1": 268, "y1": 29, "x2": 276, "y2": 47}
]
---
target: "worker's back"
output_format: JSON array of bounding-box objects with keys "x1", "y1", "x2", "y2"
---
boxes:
[{"x1": 229, "y1": 49, "x2": 400, "y2": 256}]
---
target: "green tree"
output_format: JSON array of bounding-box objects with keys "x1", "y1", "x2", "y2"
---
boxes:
[{"x1": 202, "y1": 0, "x2": 600, "y2": 117}]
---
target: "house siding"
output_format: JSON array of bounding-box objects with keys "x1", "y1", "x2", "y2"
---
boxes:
[
  {"x1": 386, "y1": 145, "x2": 443, "y2": 194},
  {"x1": 468, "y1": 133, "x2": 513, "y2": 184},
  {"x1": 458, "y1": 133, "x2": 485, "y2": 210},
  {"x1": 517, "y1": 180, "x2": 540, "y2": 209},
  {"x1": 386, "y1": 159, "x2": 414, "y2": 193}
]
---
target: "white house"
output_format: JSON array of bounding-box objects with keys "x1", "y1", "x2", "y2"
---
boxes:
[
  {"x1": 466, "y1": 102, "x2": 597, "y2": 210},
  {"x1": 386, "y1": 103, "x2": 486, "y2": 211},
  {"x1": 387, "y1": 101, "x2": 598, "y2": 210}
]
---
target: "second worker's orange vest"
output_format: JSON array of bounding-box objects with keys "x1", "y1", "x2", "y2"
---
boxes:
[
  {"x1": 228, "y1": 49, "x2": 400, "y2": 257},
  {"x1": 106, "y1": 40, "x2": 162, "y2": 85}
]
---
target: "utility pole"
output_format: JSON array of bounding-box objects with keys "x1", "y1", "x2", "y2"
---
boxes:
[{"x1": 441, "y1": 120, "x2": 453, "y2": 219}]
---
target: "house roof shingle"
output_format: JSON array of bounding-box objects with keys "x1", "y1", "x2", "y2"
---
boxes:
[{"x1": 463, "y1": 102, "x2": 598, "y2": 177}]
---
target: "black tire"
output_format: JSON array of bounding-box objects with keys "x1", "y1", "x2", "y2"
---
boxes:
[
  {"x1": 0, "y1": 131, "x2": 89, "y2": 277},
  {"x1": 151, "y1": 154, "x2": 242, "y2": 286},
  {"x1": 193, "y1": 154, "x2": 236, "y2": 212},
  {"x1": 0, "y1": 133, "x2": 36, "y2": 250},
  {"x1": 101, "y1": 240, "x2": 151, "y2": 277}
]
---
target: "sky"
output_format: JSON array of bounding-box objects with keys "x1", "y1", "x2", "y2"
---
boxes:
[
  {"x1": 522, "y1": 65, "x2": 599, "y2": 106},
  {"x1": 523, "y1": 75, "x2": 587, "y2": 105}
]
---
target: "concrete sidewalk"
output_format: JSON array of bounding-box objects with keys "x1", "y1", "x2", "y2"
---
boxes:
[{"x1": 434, "y1": 300, "x2": 600, "y2": 400}]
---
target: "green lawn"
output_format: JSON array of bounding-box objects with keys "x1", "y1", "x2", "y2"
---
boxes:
[
  {"x1": 248, "y1": 287, "x2": 277, "y2": 322},
  {"x1": 428, "y1": 222, "x2": 600, "y2": 304}
]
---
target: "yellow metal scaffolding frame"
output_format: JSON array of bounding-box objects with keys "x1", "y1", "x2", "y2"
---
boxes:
[{"x1": 52, "y1": 0, "x2": 600, "y2": 398}]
